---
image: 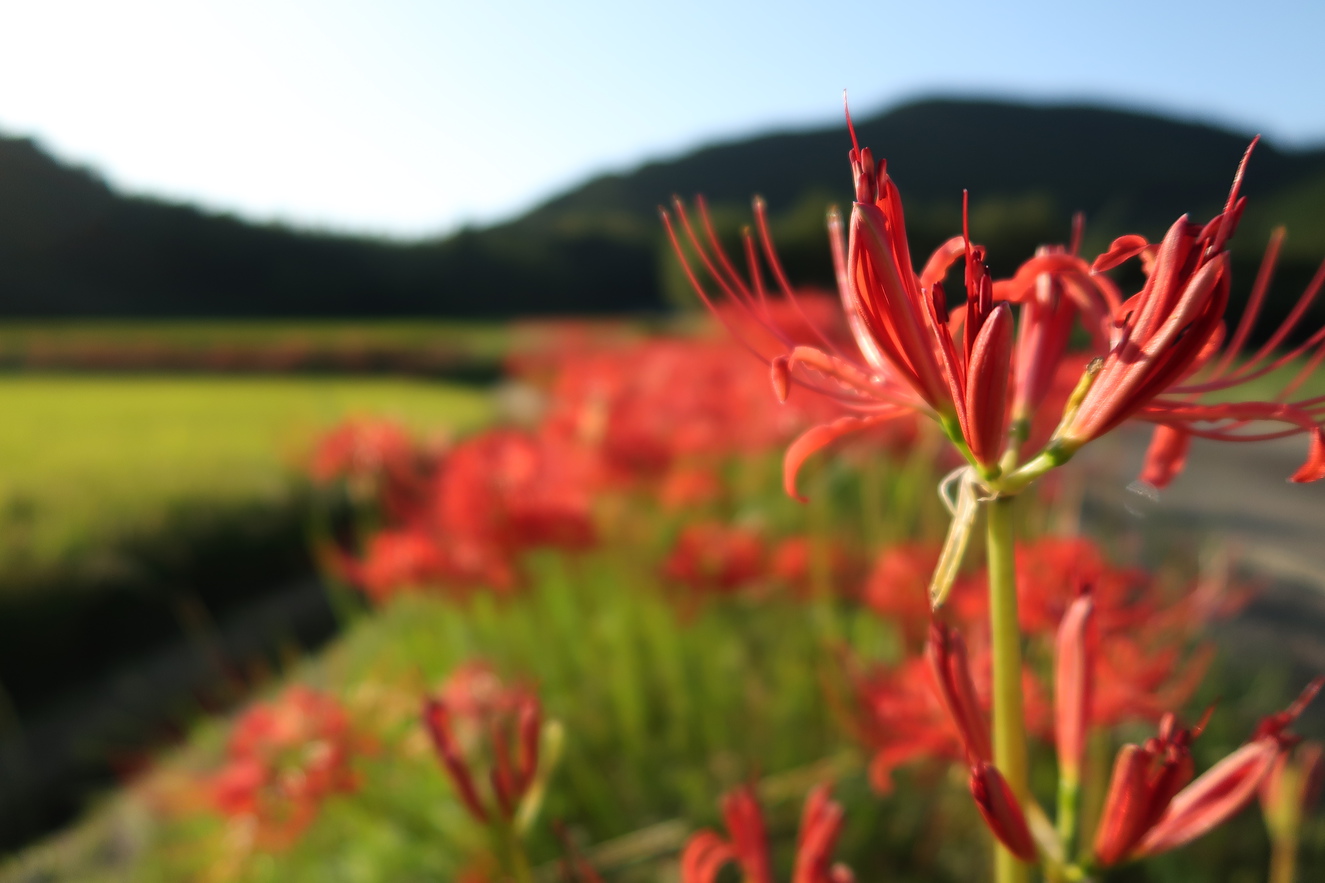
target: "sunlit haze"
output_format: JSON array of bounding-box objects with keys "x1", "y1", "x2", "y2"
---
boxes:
[{"x1": 3, "y1": 0, "x2": 1322, "y2": 238}]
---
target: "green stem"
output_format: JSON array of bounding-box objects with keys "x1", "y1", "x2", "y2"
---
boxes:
[
  {"x1": 1076, "y1": 728, "x2": 1110, "y2": 864},
  {"x1": 496, "y1": 819, "x2": 535, "y2": 883},
  {"x1": 1056, "y1": 776, "x2": 1079, "y2": 864},
  {"x1": 987, "y1": 496, "x2": 1032, "y2": 883},
  {"x1": 1269, "y1": 831, "x2": 1299, "y2": 883}
]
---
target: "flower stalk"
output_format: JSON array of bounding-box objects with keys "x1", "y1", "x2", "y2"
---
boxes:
[{"x1": 986, "y1": 495, "x2": 1032, "y2": 883}]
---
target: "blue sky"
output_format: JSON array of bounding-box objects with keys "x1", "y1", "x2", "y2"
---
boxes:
[{"x1": 1, "y1": 0, "x2": 1322, "y2": 238}]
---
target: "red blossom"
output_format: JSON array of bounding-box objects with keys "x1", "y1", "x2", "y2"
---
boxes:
[
  {"x1": 659, "y1": 464, "x2": 725, "y2": 510},
  {"x1": 1094, "y1": 678, "x2": 1322, "y2": 867},
  {"x1": 531, "y1": 334, "x2": 848, "y2": 485},
  {"x1": 927, "y1": 621, "x2": 993, "y2": 764},
  {"x1": 422, "y1": 663, "x2": 543, "y2": 826},
  {"x1": 208, "y1": 686, "x2": 368, "y2": 849},
  {"x1": 329, "y1": 426, "x2": 600, "y2": 601},
  {"x1": 1054, "y1": 593, "x2": 1094, "y2": 783},
  {"x1": 665, "y1": 108, "x2": 1325, "y2": 497},
  {"x1": 680, "y1": 785, "x2": 854, "y2": 883},
  {"x1": 847, "y1": 638, "x2": 1049, "y2": 793},
  {"x1": 1050, "y1": 143, "x2": 1325, "y2": 485},
  {"x1": 860, "y1": 542, "x2": 941, "y2": 648},
  {"x1": 969, "y1": 761, "x2": 1038, "y2": 862},
  {"x1": 662, "y1": 522, "x2": 767, "y2": 597},
  {"x1": 769, "y1": 536, "x2": 863, "y2": 600},
  {"x1": 850, "y1": 537, "x2": 1227, "y2": 794}
]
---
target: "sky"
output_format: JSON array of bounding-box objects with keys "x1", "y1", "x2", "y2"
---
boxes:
[{"x1": 1, "y1": 0, "x2": 1322, "y2": 240}]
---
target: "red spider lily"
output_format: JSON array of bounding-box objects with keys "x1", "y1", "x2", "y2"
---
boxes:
[
  {"x1": 659, "y1": 463, "x2": 725, "y2": 510},
  {"x1": 1049, "y1": 142, "x2": 1325, "y2": 486},
  {"x1": 928, "y1": 621, "x2": 993, "y2": 764},
  {"x1": 846, "y1": 654, "x2": 966, "y2": 792},
  {"x1": 846, "y1": 634, "x2": 1050, "y2": 793},
  {"x1": 311, "y1": 418, "x2": 437, "y2": 519},
  {"x1": 532, "y1": 335, "x2": 847, "y2": 484},
  {"x1": 1002, "y1": 537, "x2": 1151, "y2": 636},
  {"x1": 422, "y1": 663, "x2": 543, "y2": 825},
  {"x1": 928, "y1": 623, "x2": 1042, "y2": 861},
  {"x1": 1091, "y1": 708, "x2": 1211, "y2": 867},
  {"x1": 209, "y1": 686, "x2": 368, "y2": 850},
  {"x1": 430, "y1": 428, "x2": 599, "y2": 555},
  {"x1": 947, "y1": 537, "x2": 1221, "y2": 730},
  {"x1": 1094, "y1": 678, "x2": 1322, "y2": 867},
  {"x1": 660, "y1": 101, "x2": 1112, "y2": 497},
  {"x1": 662, "y1": 521, "x2": 767, "y2": 597},
  {"x1": 768, "y1": 536, "x2": 864, "y2": 600},
  {"x1": 1091, "y1": 636, "x2": 1212, "y2": 730},
  {"x1": 680, "y1": 785, "x2": 855, "y2": 883},
  {"x1": 329, "y1": 528, "x2": 455, "y2": 604},
  {"x1": 666, "y1": 103, "x2": 1325, "y2": 496},
  {"x1": 329, "y1": 426, "x2": 600, "y2": 600},
  {"x1": 1054, "y1": 593, "x2": 1094, "y2": 785},
  {"x1": 970, "y1": 761, "x2": 1039, "y2": 862},
  {"x1": 860, "y1": 542, "x2": 941, "y2": 648},
  {"x1": 850, "y1": 537, "x2": 1224, "y2": 795},
  {"x1": 309, "y1": 418, "x2": 423, "y2": 486}
]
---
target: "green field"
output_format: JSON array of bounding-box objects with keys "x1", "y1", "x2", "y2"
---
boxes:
[
  {"x1": 0, "y1": 320, "x2": 511, "y2": 359},
  {"x1": 0, "y1": 375, "x2": 492, "y2": 581}
]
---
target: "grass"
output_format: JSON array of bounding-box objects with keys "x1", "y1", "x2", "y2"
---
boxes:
[
  {"x1": 6, "y1": 436, "x2": 1314, "y2": 882},
  {"x1": 0, "y1": 375, "x2": 492, "y2": 581}
]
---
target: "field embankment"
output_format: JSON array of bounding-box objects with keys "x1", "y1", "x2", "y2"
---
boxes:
[{"x1": 0, "y1": 371, "x2": 494, "y2": 847}]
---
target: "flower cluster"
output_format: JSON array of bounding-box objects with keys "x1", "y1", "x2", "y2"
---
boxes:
[
  {"x1": 664, "y1": 112, "x2": 1325, "y2": 496},
  {"x1": 681, "y1": 785, "x2": 855, "y2": 883},
  {"x1": 422, "y1": 662, "x2": 553, "y2": 828},
  {"x1": 324, "y1": 426, "x2": 599, "y2": 600},
  {"x1": 208, "y1": 686, "x2": 369, "y2": 850},
  {"x1": 849, "y1": 536, "x2": 1226, "y2": 786},
  {"x1": 318, "y1": 319, "x2": 889, "y2": 603}
]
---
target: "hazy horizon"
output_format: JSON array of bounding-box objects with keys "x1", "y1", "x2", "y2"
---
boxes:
[{"x1": 4, "y1": 0, "x2": 1322, "y2": 239}]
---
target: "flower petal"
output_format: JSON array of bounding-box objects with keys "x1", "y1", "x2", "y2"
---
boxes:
[
  {"x1": 1092, "y1": 234, "x2": 1150, "y2": 273},
  {"x1": 1139, "y1": 425, "x2": 1192, "y2": 490},
  {"x1": 782, "y1": 412, "x2": 907, "y2": 501}
]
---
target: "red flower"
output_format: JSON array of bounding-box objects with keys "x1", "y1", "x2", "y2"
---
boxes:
[
  {"x1": 847, "y1": 654, "x2": 966, "y2": 793},
  {"x1": 846, "y1": 633, "x2": 1049, "y2": 793},
  {"x1": 533, "y1": 335, "x2": 847, "y2": 484},
  {"x1": 768, "y1": 535, "x2": 863, "y2": 600},
  {"x1": 659, "y1": 464, "x2": 725, "y2": 510},
  {"x1": 331, "y1": 528, "x2": 453, "y2": 604},
  {"x1": 209, "y1": 687, "x2": 367, "y2": 849},
  {"x1": 661, "y1": 101, "x2": 1108, "y2": 497},
  {"x1": 860, "y1": 542, "x2": 941, "y2": 648},
  {"x1": 680, "y1": 785, "x2": 855, "y2": 883},
  {"x1": 1093, "y1": 678, "x2": 1322, "y2": 867},
  {"x1": 328, "y1": 426, "x2": 600, "y2": 600},
  {"x1": 970, "y1": 761, "x2": 1038, "y2": 862},
  {"x1": 430, "y1": 428, "x2": 599, "y2": 556},
  {"x1": 1052, "y1": 142, "x2": 1325, "y2": 486},
  {"x1": 662, "y1": 521, "x2": 767, "y2": 597},
  {"x1": 927, "y1": 621, "x2": 993, "y2": 764},
  {"x1": 422, "y1": 663, "x2": 543, "y2": 825},
  {"x1": 310, "y1": 418, "x2": 435, "y2": 520},
  {"x1": 1054, "y1": 593, "x2": 1094, "y2": 784},
  {"x1": 666, "y1": 106, "x2": 1325, "y2": 497}
]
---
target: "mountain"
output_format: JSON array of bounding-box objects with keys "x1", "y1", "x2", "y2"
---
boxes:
[{"x1": 1, "y1": 98, "x2": 1322, "y2": 319}]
